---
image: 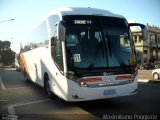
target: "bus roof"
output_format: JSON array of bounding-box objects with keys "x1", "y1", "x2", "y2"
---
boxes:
[{"x1": 48, "y1": 7, "x2": 125, "y2": 19}]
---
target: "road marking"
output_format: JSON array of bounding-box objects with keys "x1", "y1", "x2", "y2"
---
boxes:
[
  {"x1": 0, "y1": 76, "x2": 6, "y2": 90},
  {"x1": 8, "y1": 99, "x2": 50, "y2": 114}
]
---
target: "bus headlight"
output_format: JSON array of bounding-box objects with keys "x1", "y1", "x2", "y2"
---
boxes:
[
  {"x1": 66, "y1": 73, "x2": 88, "y2": 87},
  {"x1": 77, "y1": 78, "x2": 88, "y2": 87}
]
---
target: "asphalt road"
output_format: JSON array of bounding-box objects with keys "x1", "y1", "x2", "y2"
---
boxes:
[{"x1": 0, "y1": 70, "x2": 160, "y2": 120}]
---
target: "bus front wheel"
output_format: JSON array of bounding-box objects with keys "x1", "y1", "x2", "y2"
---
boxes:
[{"x1": 44, "y1": 74, "x2": 53, "y2": 98}]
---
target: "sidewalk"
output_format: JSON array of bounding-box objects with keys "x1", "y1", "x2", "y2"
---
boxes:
[
  {"x1": 0, "y1": 67, "x2": 16, "y2": 72},
  {"x1": 138, "y1": 70, "x2": 160, "y2": 83}
]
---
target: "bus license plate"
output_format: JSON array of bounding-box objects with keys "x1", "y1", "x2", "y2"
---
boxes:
[{"x1": 104, "y1": 89, "x2": 116, "y2": 95}]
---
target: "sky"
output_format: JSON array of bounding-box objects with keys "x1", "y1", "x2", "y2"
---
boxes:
[{"x1": 0, "y1": 0, "x2": 160, "y2": 53}]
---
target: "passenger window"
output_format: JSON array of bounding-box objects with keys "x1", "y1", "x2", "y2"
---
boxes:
[
  {"x1": 23, "y1": 21, "x2": 49, "y2": 52},
  {"x1": 48, "y1": 15, "x2": 63, "y2": 70}
]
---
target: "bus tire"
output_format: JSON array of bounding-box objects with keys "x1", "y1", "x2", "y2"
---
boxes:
[{"x1": 44, "y1": 73, "x2": 53, "y2": 98}]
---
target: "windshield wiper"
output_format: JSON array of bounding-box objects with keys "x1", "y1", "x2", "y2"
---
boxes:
[
  {"x1": 88, "y1": 40, "x2": 103, "y2": 71},
  {"x1": 105, "y1": 33, "x2": 128, "y2": 71},
  {"x1": 88, "y1": 19, "x2": 128, "y2": 72},
  {"x1": 88, "y1": 19, "x2": 108, "y2": 72}
]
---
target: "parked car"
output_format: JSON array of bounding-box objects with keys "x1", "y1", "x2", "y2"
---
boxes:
[
  {"x1": 154, "y1": 64, "x2": 160, "y2": 69},
  {"x1": 139, "y1": 62, "x2": 155, "y2": 70},
  {"x1": 152, "y1": 69, "x2": 160, "y2": 80},
  {"x1": 0, "y1": 63, "x2": 3, "y2": 67},
  {"x1": 11, "y1": 63, "x2": 15, "y2": 68}
]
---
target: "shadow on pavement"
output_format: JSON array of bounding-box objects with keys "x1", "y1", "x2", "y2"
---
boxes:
[{"x1": 149, "y1": 80, "x2": 160, "y2": 84}]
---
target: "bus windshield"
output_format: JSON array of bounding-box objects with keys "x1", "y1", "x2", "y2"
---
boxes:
[{"x1": 64, "y1": 16, "x2": 136, "y2": 75}]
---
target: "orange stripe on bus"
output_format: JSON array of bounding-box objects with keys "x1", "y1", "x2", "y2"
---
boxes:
[
  {"x1": 20, "y1": 53, "x2": 29, "y2": 76},
  {"x1": 83, "y1": 77, "x2": 102, "y2": 82},
  {"x1": 115, "y1": 75, "x2": 131, "y2": 80}
]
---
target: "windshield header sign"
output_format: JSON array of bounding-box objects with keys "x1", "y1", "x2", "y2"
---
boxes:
[{"x1": 74, "y1": 20, "x2": 93, "y2": 25}]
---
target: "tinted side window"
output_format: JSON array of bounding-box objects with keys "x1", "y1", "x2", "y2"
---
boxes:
[
  {"x1": 23, "y1": 21, "x2": 49, "y2": 51},
  {"x1": 48, "y1": 15, "x2": 63, "y2": 70}
]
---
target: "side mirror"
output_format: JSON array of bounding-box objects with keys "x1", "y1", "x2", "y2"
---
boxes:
[
  {"x1": 129, "y1": 23, "x2": 148, "y2": 41},
  {"x1": 57, "y1": 21, "x2": 66, "y2": 41}
]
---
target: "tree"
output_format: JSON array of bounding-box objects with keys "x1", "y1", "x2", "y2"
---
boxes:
[
  {"x1": 0, "y1": 40, "x2": 11, "y2": 50},
  {"x1": 0, "y1": 40, "x2": 15, "y2": 66}
]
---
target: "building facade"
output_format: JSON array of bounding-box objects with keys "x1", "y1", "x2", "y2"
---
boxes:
[{"x1": 131, "y1": 24, "x2": 160, "y2": 66}]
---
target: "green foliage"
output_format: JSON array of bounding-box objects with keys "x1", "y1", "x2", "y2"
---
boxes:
[
  {"x1": 0, "y1": 40, "x2": 15, "y2": 66},
  {"x1": 0, "y1": 40, "x2": 11, "y2": 50}
]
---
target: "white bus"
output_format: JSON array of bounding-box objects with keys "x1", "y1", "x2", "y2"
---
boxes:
[{"x1": 20, "y1": 7, "x2": 148, "y2": 101}]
